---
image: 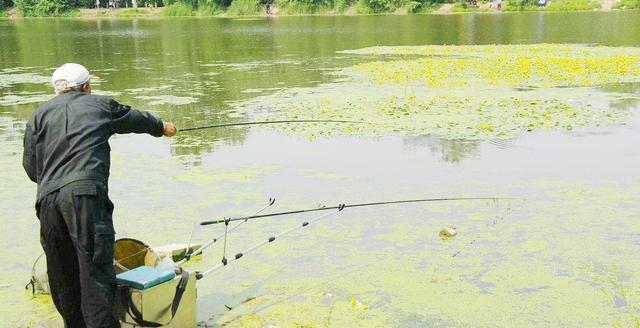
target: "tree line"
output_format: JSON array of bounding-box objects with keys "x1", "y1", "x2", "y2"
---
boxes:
[
  {"x1": 2, "y1": 0, "x2": 449, "y2": 16},
  {"x1": 2, "y1": 0, "x2": 639, "y2": 18}
]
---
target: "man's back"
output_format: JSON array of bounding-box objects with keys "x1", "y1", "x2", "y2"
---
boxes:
[{"x1": 23, "y1": 91, "x2": 164, "y2": 200}]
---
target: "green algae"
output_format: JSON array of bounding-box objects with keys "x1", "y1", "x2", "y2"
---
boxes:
[
  {"x1": 0, "y1": 119, "x2": 58, "y2": 327},
  {"x1": 200, "y1": 185, "x2": 640, "y2": 327},
  {"x1": 0, "y1": 93, "x2": 52, "y2": 106},
  {"x1": 236, "y1": 44, "x2": 640, "y2": 140},
  {"x1": 0, "y1": 72, "x2": 50, "y2": 88},
  {"x1": 125, "y1": 84, "x2": 175, "y2": 94},
  {"x1": 6, "y1": 173, "x2": 638, "y2": 327},
  {"x1": 134, "y1": 95, "x2": 199, "y2": 106}
]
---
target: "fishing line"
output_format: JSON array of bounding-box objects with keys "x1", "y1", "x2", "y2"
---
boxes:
[
  {"x1": 179, "y1": 120, "x2": 369, "y2": 132},
  {"x1": 200, "y1": 197, "x2": 505, "y2": 226},
  {"x1": 185, "y1": 221, "x2": 198, "y2": 256},
  {"x1": 113, "y1": 246, "x2": 156, "y2": 272},
  {"x1": 451, "y1": 199, "x2": 512, "y2": 258},
  {"x1": 196, "y1": 205, "x2": 345, "y2": 280}
]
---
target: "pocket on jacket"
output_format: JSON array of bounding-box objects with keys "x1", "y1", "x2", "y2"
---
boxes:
[{"x1": 93, "y1": 223, "x2": 115, "y2": 264}]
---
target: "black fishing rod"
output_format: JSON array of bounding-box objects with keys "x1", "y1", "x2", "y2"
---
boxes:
[
  {"x1": 179, "y1": 119, "x2": 369, "y2": 132},
  {"x1": 200, "y1": 197, "x2": 503, "y2": 226}
]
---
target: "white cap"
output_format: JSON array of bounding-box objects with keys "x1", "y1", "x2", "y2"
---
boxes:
[{"x1": 52, "y1": 63, "x2": 90, "y2": 92}]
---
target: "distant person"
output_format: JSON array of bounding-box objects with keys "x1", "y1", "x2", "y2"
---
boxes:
[
  {"x1": 95, "y1": 0, "x2": 100, "y2": 9},
  {"x1": 22, "y1": 63, "x2": 176, "y2": 327},
  {"x1": 538, "y1": 0, "x2": 547, "y2": 7},
  {"x1": 497, "y1": 0, "x2": 503, "y2": 11},
  {"x1": 265, "y1": 3, "x2": 271, "y2": 15}
]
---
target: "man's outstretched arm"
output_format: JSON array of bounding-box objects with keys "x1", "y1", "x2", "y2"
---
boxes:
[{"x1": 108, "y1": 98, "x2": 176, "y2": 137}]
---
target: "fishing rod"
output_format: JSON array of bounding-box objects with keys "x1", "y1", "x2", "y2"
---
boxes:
[
  {"x1": 179, "y1": 119, "x2": 370, "y2": 132},
  {"x1": 200, "y1": 197, "x2": 503, "y2": 226},
  {"x1": 195, "y1": 205, "x2": 346, "y2": 280},
  {"x1": 193, "y1": 197, "x2": 509, "y2": 280}
]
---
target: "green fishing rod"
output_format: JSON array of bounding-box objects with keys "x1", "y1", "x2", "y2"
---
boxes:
[
  {"x1": 200, "y1": 197, "x2": 504, "y2": 226},
  {"x1": 179, "y1": 119, "x2": 369, "y2": 132}
]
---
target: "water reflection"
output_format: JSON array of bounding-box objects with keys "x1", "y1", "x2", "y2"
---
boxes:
[
  {"x1": 403, "y1": 135, "x2": 480, "y2": 164},
  {"x1": 2, "y1": 12, "x2": 640, "y2": 160},
  {"x1": 600, "y1": 82, "x2": 640, "y2": 95},
  {"x1": 0, "y1": 116, "x2": 25, "y2": 146}
]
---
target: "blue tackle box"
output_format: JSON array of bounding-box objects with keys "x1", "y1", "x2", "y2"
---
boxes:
[{"x1": 116, "y1": 266, "x2": 175, "y2": 290}]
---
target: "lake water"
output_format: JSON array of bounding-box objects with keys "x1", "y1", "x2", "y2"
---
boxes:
[{"x1": 1, "y1": 12, "x2": 640, "y2": 327}]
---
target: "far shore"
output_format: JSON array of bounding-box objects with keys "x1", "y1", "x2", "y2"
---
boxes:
[{"x1": 1, "y1": 1, "x2": 637, "y2": 19}]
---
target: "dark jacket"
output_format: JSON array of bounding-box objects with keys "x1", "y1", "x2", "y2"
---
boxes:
[{"x1": 23, "y1": 91, "x2": 164, "y2": 201}]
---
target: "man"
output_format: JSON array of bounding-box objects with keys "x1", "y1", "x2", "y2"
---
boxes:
[{"x1": 23, "y1": 63, "x2": 177, "y2": 327}]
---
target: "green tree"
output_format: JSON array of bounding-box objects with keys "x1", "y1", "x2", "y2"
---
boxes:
[
  {"x1": 0, "y1": 0, "x2": 12, "y2": 9},
  {"x1": 15, "y1": 0, "x2": 71, "y2": 15}
]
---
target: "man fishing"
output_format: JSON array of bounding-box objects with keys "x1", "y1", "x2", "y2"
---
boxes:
[{"x1": 22, "y1": 63, "x2": 177, "y2": 328}]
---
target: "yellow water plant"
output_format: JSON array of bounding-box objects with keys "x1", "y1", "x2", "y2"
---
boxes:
[
  {"x1": 238, "y1": 44, "x2": 640, "y2": 140},
  {"x1": 344, "y1": 44, "x2": 640, "y2": 89}
]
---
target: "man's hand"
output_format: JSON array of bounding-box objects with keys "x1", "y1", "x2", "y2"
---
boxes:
[{"x1": 163, "y1": 122, "x2": 177, "y2": 137}]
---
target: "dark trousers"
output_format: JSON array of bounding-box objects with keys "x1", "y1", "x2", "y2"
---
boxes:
[{"x1": 37, "y1": 180, "x2": 119, "y2": 328}]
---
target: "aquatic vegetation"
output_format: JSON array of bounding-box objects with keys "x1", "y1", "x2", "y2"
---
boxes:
[
  {"x1": 200, "y1": 61, "x2": 287, "y2": 71},
  {"x1": 92, "y1": 90, "x2": 122, "y2": 97},
  {"x1": 0, "y1": 72, "x2": 50, "y2": 88},
  {"x1": 344, "y1": 44, "x2": 640, "y2": 88},
  {"x1": 350, "y1": 297, "x2": 368, "y2": 310},
  {"x1": 241, "y1": 87, "x2": 283, "y2": 94},
  {"x1": 238, "y1": 44, "x2": 640, "y2": 140},
  {"x1": 239, "y1": 82, "x2": 633, "y2": 140},
  {"x1": 0, "y1": 93, "x2": 53, "y2": 106},
  {"x1": 125, "y1": 84, "x2": 175, "y2": 94},
  {"x1": 135, "y1": 95, "x2": 199, "y2": 106},
  {"x1": 202, "y1": 184, "x2": 640, "y2": 328}
]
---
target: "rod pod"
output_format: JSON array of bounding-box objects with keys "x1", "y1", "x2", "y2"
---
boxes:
[
  {"x1": 195, "y1": 204, "x2": 346, "y2": 280},
  {"x1": 177, "y1": 198, "x2": 276, "y2": 267}
]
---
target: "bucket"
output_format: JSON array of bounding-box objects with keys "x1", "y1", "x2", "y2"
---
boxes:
[{"x1": 114, "y1": 238, "x2": 160, "y2": 273}]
